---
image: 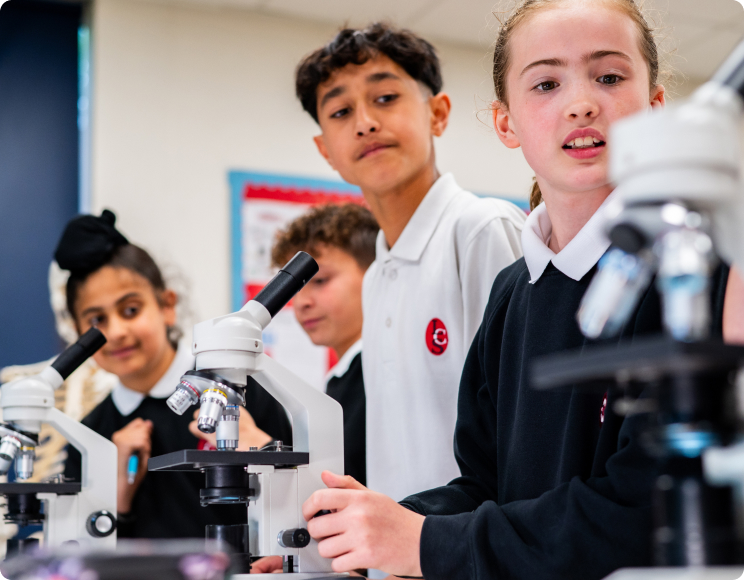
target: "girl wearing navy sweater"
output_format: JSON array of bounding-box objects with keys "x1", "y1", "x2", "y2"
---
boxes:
[{"x1": 252, "y1": 1, "x2": 744, "y2": 578}]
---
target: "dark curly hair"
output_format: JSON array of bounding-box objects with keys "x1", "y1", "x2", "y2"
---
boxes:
[
  {"x1": 271, "y1": 203, "x2": 379, "y2": 271},
  {"x1": 295, "y1": 22, "x2": 443, "y2": 123}
]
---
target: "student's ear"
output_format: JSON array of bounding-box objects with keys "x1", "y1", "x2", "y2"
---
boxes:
[
  {"x1": 492, "y1": 101, "x2": 521, "y2": 149},
  {"x1": 429, "y1": 92, "x2": 451, "y2": 137},
  {"x1": 313, "y1": 135, "x2": 336, "y2": 171},
  {"x1": 650, "y1": 84, "x2": 666, "y2": 110},
  {"x1": 159, "y1": 289, "x2": 178, "y2": 327}
]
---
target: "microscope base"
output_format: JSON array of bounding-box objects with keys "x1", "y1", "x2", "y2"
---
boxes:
[{"x1": 604, "y1": 567, "x2": 744, "y2": 579}]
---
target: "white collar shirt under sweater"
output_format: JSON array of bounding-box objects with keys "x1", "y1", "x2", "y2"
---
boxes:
[
  {"x1": 521, "y1": 191, "x2": 616, "y2": 283},
  {"x1": 362, "y1": 173, "x2": 526, "y2": 502},
  {"x1": 111, "y1": 342, "x2": 195, "y2": 416}
]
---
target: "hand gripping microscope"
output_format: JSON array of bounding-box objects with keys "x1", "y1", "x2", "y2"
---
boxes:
[
  {"x1": 533, "y1": 39, "x2": 744, "y2": 578},
  {"x1": 149, "y1": 252, "x2": 347, "y2": 579},
  {"x1": 0, "y1": 328, "x2": 117, "y2": 558}
]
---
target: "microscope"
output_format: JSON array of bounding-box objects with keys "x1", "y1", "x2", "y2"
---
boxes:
[
  {"x1": 533, "y1": 40, "x2": 744, "y2": 577},
  {"x1": 149, "y1": 252, "x2": 347, "y2": 579},
  {"x1": 0, "y1": 328, "x2": 117, "y2": 558}
]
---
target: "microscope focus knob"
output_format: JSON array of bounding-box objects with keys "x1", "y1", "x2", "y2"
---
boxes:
[
  {"x1": 86, "y1": 510, "x2": 116, "y2": 538},
  {"x1": 278, "y1": 528, "x2": 311, "y2": 549}
]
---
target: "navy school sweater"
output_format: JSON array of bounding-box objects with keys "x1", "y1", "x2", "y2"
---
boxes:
[
  {"x1": 400, "y1": 257, "x2": 729, "y2": 580},
  {"x1": 65, "y1": 381, "x2": 292, "y2": 538}
]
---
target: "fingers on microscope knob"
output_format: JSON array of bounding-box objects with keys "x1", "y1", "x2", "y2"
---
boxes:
[{"x1": 278, "y1": 528, "x2": 311, "y2": 548}]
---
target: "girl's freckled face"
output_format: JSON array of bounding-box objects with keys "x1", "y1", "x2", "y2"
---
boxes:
[{"x1": 503, "y1": 2, "x2": 662, "y2": 196}]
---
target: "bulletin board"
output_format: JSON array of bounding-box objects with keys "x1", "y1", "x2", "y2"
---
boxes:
[{"x1": 229, "y1": 170, "x2": 364, "y2": 391}]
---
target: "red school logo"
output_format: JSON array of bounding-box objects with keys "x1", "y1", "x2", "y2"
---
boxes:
[{"x1": 426, "y1": 318, "x2": 449, "y2": 356}]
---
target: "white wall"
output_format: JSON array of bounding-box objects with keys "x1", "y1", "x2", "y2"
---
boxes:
[{"x1": 90, "y1": 0, "x2": 534, "y2": 319}]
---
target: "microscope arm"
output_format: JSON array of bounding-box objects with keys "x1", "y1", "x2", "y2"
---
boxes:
[{"x1": 252, "y1": 352, "x2": 344, "y2": 467}]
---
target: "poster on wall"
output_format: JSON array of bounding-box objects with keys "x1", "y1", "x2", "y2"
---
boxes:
[{"x1": 229, "y1": 170, "x2": 364, "y2": 392}]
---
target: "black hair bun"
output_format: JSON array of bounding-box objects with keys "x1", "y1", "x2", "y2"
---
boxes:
[{"x1": 55, "y1": 209, "x2": 129, "y2": 275}]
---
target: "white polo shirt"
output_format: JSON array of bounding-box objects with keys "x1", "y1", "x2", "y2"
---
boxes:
[{"x1": 362, "y1": 173, "x2": 526, "y2": 501}]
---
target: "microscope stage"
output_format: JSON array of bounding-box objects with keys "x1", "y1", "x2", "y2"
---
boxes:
[
  {"x1": 532, "y1": 337, "x2": 744, "y2": 391},
  {"x1": 148, "y1": 449, "x2": 309, "y2": 472},
  {"x1": 0, "y1": 482, "x2": 81, "y2": 495}
]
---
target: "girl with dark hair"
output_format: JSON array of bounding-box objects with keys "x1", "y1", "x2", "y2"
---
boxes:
[{"x1": 59, "y1": 210, "x2": 290, "y2": 538}]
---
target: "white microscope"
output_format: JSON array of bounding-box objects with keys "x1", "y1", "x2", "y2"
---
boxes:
[
  {"x1": 0, "y1": 328, "x2": 118, "y2": 558},
  {"x1": 149, "y1": 252, "x2": 347, "y2": 579},
  {"x1": 533, "y1": 39, "x2": 744, "y2": 579}
]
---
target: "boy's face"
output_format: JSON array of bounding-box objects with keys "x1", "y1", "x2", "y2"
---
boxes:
[
  {"x1": 292, "y1": 244, "x2": 365, "y2": 356},
  {"x1": 313, "y1": 55, "x2": 450, "y2": 196}
]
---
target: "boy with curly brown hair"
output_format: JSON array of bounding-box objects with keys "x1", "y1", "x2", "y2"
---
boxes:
[{"x1": 271, "y1": 202, "x2": 379, "y2": 486}]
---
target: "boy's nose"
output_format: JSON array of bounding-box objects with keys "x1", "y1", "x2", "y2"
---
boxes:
[{"x1": 355, "y1": 105, "x2": 381, "y2": 137}]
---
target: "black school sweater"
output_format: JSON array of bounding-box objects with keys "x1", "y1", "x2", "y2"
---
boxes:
[
  {"x1": 65, "y1": 383, "x2": 292, "y2": 539},
  {"x1": 401, "y1": 257, "x2": 729, "y2": 580},
  {"x1": 325, "y1": 352, "x2": 366, "y2": 486}
]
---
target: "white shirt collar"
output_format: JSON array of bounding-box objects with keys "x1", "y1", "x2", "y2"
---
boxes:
[
  {"x1": 324, "y1": 339, "x2": 362, "y2": 385},
  {"x1": 376, "y1": 173, "x2": 460, "y2": 263},
  {"x1": 522, "y1": 190, "x2": 616, "y2": 284},
  {"x1": 111, "y1": 341, "x2": 195, "y2": 416}
]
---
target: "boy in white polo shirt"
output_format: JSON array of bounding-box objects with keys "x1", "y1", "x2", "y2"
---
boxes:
[{"x1": 295, "y1": 22, "x2": 526, "y2": 502}]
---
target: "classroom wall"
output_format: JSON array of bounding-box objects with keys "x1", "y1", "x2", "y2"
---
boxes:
[{"x1": 89, "y1": 0, "x2": 534, "y2": 321}]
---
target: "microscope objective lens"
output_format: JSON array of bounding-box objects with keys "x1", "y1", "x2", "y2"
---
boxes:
[{"x1": 198, "y1": 388, "x2": 228, "y2": 434}]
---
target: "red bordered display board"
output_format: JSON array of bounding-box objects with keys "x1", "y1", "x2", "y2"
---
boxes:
[{"x1": 229, "y1": 171, "x2": 364, "y2": 391}]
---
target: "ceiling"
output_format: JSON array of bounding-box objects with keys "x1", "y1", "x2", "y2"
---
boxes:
[{"x1": 158, "y1": 0, "x2": 744, "y2": 85}]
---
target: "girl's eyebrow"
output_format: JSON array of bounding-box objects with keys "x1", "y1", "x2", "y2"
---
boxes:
[
  {"x1": 79, "y1": 292, "x2": 142, "y2": 318},
  {"x1": 80, "y1": 305, "x2": 103, "y2": 318},
  {"x1": 520, "y1": 50, "x2": 632, "y2": 78},
  {"x1": 520, "y1": 57, "x2": 567, "y2": 77},
  {"x1": 115, "y1": 292, "x2": 142, "y2": 305},
  {"x1": 584, "y1": 49, "x2": 632, "y2": 64}
]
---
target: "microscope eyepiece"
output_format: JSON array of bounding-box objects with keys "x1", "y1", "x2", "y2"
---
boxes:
[
  {"x1": 51, "y1": 327, "x2": 106, "y2": 381},
  {"x1": 253, "y1": 251, "x2": 319, "y2": 318},
  {"x1": 711, "y1": 38, "x2": 744, "y2": 100}
]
